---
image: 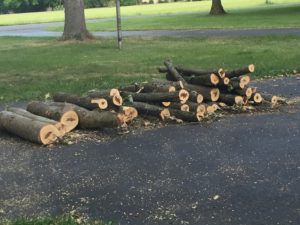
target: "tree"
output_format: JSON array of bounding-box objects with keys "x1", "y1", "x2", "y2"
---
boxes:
[
  {"x1": 210, "y1": 0, "x2": 226, "y2": 15},
  {"x1": 62, "y1": 0, "x2": 93, "y2": 40}
]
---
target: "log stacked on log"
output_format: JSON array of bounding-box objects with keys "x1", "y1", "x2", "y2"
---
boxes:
[{"x1": 0, "y1": 60, "x2": 282, "y2": 145}]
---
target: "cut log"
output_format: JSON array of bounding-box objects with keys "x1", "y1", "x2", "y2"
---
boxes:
[
  {"x1": 121, "y1": 90, "x2": 189, "y2": 104},
  {"x1": 125, "y1": 102, "x2": 170, "y2": 120},
  {"x1": 184, "y1": 73, "x2": 220, "y2": 86},
  {"x1": 120, "y1": 106, "x2": 138, "y2": 123},
  {"x1": 0, "y1": 111, "x2": 60, "y2": 145},
  {"x1": 47, "y1": 102, "x2": 124, "y2": 129},
  {"x1": 187, "y1": 102, "x2": 206, "y2": 115},
  {"x1": 219, "y1": 93, "x2": 244, "y2": 105},
  {"x1": 261, "y1": 93, "x2": 279, "y2": 105},
  {"x1": 234, "y1": 87, "x2": 253, "y2": 98},
  {"x1": 164, "y1": 60, "x2": 188, "y2": 85},
  {"x1": 189, "y1": 91, "x2": 204, "y2": 104},
  {"x1": 119, "y1": 82, "x2": 176, "y2": 94},
  {"x1": 27, "y1": 101, "x2": 79, "y2": 133},
  {"x1": 250, "y1": 93, "x2": 263, "y2": 104},
  {"x1": 87, "y1": 88, "x2": 120, "y2": 98},
  {"x1": 169, "y1": 109, "x2": 202, "y2": 122},
  {"x1": 229, "y1": 79, "x2": 245, "y2": 90},
  {"x1": 7, "y1": 107, "x2": 65, "y2": 137},
  {"x1": 218, "y1": 77, "x2": 230, "y2": 87},
  {"x1": 169, "y1": 103, "x2": 190, "y2": 112},
  {"x1": 226, "y1": 64, "x2": 255, "y2": 78},
  {"x1": 184, "y1": 84, "x2": 220, "y2": 102}
]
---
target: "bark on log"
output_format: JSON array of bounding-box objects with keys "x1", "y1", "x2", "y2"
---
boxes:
[
  {"x1": 164, "y1": 60, "x2": 188, "y2": 85},
  {"x1": 121, "y1": 90, "x2": 189, "y2": 104},
  {"x1": 187, "y1": 102, "x2": 206, "y2": 115},
  {"x1": 27, "y1": 101, "x2": 78, "y2": 132},
  {"x1": 226, "y1": 64, "x2": 255, "y2": 78},
  {"x1": 0, "y1": 111, "x2": 60, "y2": 145},
  {"x1": 189, "y1": 91, "x2": 204, "y2": 104},
  {"x1": 125, "y1": 102, "x2": 170, "y2": 120},
  {"x1": 159, "y1": 66, "x2": 225, "y2": 78},
  {"x1": 250, "y1": 93, "x2": 263, "y2": 104},
  {"x1": 184, "y1": 73, "x2": 220, "y2": 86},
  {"x1": 87, "y1": 88, "x2": 120, "y2": 98},
  {"x1": 169, "y1": 103, "x2": 190, "y2": 112},
  {"x1": 218, "y1": 93, "x2": 244, "y2": 105},
  {"x1": 234, "y1": 87, "x2": 253, "y2": 98},
  {"x1": 47, "y1": 102, "x2": 124, "y2": 129},
  {"x1": 7, "y1": 107, "x2": 66, "y2": 137},
  {"x1": 169, "y1": 109, "x2": 202, "y2": 122},
  {"x1": 184, "y1": 84, "x2": 220, "y2": 102},
  {"x1": 261, "y1": 93, "x2": 278, "y2": 105},
  {"x1": 119, "y1": 82, "x2": 176, "y2": 94}
]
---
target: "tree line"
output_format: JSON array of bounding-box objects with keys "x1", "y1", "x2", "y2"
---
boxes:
[{"x1": 0, "y1": 0, "x2": 139, "y2": 13}]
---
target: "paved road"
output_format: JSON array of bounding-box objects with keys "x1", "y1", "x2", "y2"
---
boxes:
[
  {"x1": 0, "y1": 19, "x2": 300, "y2": 37},
  {"x1": 0, "y1": 76, "x2": 299, "y2": 225}
]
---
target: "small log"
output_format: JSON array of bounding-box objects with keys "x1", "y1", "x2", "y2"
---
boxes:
[
  {"x1": 48, "y1": 102, "x2": 124, "y2": 129},
  {"x1": 226, "y1": 64, "x2": 255, "y2": 78},
  {"x1": 202, "y1": 103, "x2": 219, "y2": 113},
  {"x1": 121, "y1": 90, "x2": 189, "y2": 104},
  {"x1": 87, "y1": 88, "x2": 120, "y2": 98},
  {"x1": 119, "y1": 82, "x2": 175, "y2": 94},
  {"x1": 159, "y1": 66, "x2": 224, "y2": 78},
  {"x1": 169, "y1": 109, "x2": 202, "y2": 122},
  {"x1": 169, "y1": 103, "x2": 190, "y2": 112},
  {"x1": 7, "y1": 107, "x2": 65, "y2": 137},
  {"x1": 53, "y1": 92, "x2": 105, "y2": 110},
  {"x1": 120, "y1": 106, "x2": 138, "y2": 123},
  {"x1": 261, "y1": 93, "x2": 279, "y2": 105},
  {"x1": 184, "y1": 84, "x2": 220, "y2": 102},
  {"x1": 27, "y1": 101, "x2": 79, "y2": 133},
  {"x1": 92, "y1": 95, "x2": 123, "y2": 108},
  {"x1": 189, "y1": 91, "x2": 204, "y2": 104},
  {"x1": 126, "y1": 102, "x2": 170, "y2": 120},
  {"x1": 219, "y1": 93, "x2": 244, "y2": 105},
  {"x1": 234, "y1": 87, "x2": 253, "y2": 98},
  {"x1": 187, "y1": 102, "x2": 206, "y2": 115},
  {"x1": 229, "y1": 79, "x2": 245, "y2": 90},
  {"x1": 0, "y1": 111, "x2": 60, "y2": 145},
  {"x1": 218, "y1": 77, "x2": 230, "y2": 87},
  {"x1": 164, "y1": 60, "x2": 188, "y2": 85},
  {"x1": 184, "y1": 73, "x2": 220, "y2": 86},
  {"x1": 250, "y1": 93, "x2": 263, "y2": 104}
]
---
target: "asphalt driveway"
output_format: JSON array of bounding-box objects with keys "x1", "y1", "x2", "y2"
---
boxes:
[{"x1": 0, "y1": 76, "x2": 299, "y2": 225}]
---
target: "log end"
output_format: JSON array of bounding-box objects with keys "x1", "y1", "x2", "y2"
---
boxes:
[
  {"x1": 245, "y1": 87, "x2": 253, "y2": 98},
  {"x1": 162, "y1": 102, "x2": 171, "y2": 107},
  {"x1": 160, "y1": 109, "x2": 171, "y2": 121},
  {"x1": 197, "y1": 94, "x2": 204, "y2": 104},
  {"x1": 122, "y1": 106, "x2": 138, "y2": 123},
  {"x1": 110, "y1": 88, "x2": 120, "y2": 97},
  {"x1": 235, "y1": 96, "x2": 245, "y2": 105},
  {"x1": 60, "y1": 110, "x2": 79, "y2": 133},
  {"x1": 91, "y1": 99, "x2": 108, "y2": 110},
  {"x1": 223, "y1": 77, "x2": 230, "y2": 85},
  {"x1": 253, "y1": 93, "x2": 263, "y2": 103},
  {"x1": 40, "y1": 125, "x2": 60, "y2": 145},
  {"x1": 248, "y1": 64, "x2": 255, "y2": 73},
  {"x1": 179, "y1": 89, "x2": 190, "y2": 103},
  {"x1": 196, "y1": 112, "x2": 204, "y2": 121},
  {"x1": 197, "y1": 104, "x2": 206, "y2": 115},
  {"x1": 211, "y1": 73, "x2": 220, "y2": 86},
  {"x1": 218, "y1": 68, "x2": 226, "y2": 78},
  {"x1": 240, "y1": 75, "x2": 250, "y2": 86},
  {"x1": 113, "y1": 95, "x2": 123, "y2": 106},
  {"x1": 169, "y1": 86, "x2": 176, "y2": 93},
  {"x1": 181, "y1": 104, "x2": 189, "y2": 112},
  {"x1": 210, "y1": 88, "x2": 220, "y2": 102}
]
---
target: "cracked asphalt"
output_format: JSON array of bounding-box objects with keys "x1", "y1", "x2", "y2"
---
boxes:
[{"x1": 0, "y1": 76, "x2": 299, "y2": 225}]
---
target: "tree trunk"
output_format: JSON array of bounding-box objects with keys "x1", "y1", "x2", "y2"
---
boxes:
[
  {"x1": 210, "y1": 0, "x2": 226, "y2": 15},
  {"x1": 27, "y1": 101, "x2": 79, "y2": 132},
  {"x1": 0, "y1": 111, "x2": 60, "y2": 145},
  {"x1": 62, "y1": 0, "x2": 92, "y2": 40}
]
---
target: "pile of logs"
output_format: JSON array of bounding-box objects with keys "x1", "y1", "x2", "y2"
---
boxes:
[{"x1": 0, "y1": 60, "x2": 281, "y2": 145}]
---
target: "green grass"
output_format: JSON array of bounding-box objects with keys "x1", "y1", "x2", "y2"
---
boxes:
[
  {"x1": 75, "y1": 5, "x2": 300, "y2": 32},
  {"x1": 1, "y1": 215, "x2": 110, "y2": 225},
  {"x1": 0, "y1": 0, "x2": 299, "y2": 26},
  {"x1": 0, "y1": 36, "x2": 299, "y2": 102}
]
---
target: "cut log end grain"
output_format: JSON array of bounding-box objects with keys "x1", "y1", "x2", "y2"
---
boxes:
[
  {"x1": 122, "y1": 106, "x2": 138, "y2": 123},
  {"x1": 110, "y1": 88, "x2": 120, "y2": 97},
  {"x1": 235, "y1": 96, "x2": 245, "y2": 105},
  {"x1": 59, "y1": 111, "x2": 79, "y2": 133},
  {"x1": 179, "y1": 89, "x2": 190, "y2": 103},
  {"x1": 248, "y1": 64, "x2": 255, "y2": 73},
  {"x1": 169, "y1": 86, "x2": 176, "y2": 92},
  {"x1": 196, "y1": 112, "x2": 204, "y2": 121},
  {"x1": 211, "y1": 89, "x2": 220, "y2": 102},
  {"x1": 223, "y1": 77, "x2": 230, "y2": 85},
  {"x1": 252, "y1": 93, "x2": 263, "y2": 103},
  {"x1": 160, "y1": 109, "x2": 171, "y2": 120},
  {"x1": 162, "y1": 102, "x2": 171, "y2": 107},
  {"x1": 218, "y1": 68, "x2": 226, "y2": 78},
  {"x1": 197, "y1": 104, "x2": 206, "y2": 114},
  {"x1": 91, "y1": 99, "x2": 108, "y2": 110},
  {"x1": 40, "y1": 124, "x2": 61, "y2": 145},
  {"x1": 240, "y1": 75, "x2": 250, "y2": 86},
  {"x1": 211, "y1": 73, "x2": 220, "y2": 85},
  {"x1": 113, "y1": 95, "x2": 123, "y2": 106},
  {"x1": 181, "y1": 104, "x2": 190, "y2": 112}
]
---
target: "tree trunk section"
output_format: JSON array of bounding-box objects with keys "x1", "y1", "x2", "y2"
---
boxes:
[
  {"x1": 125, "y1": 102, "x2": 170, "y2": 120},
  {"x1": 62, "y1": 0, "x2": 92, "y2": 40},
  {"x1": 27, "y1": 101, "x2": 79, "y2": 132},
  {"x1": 0, "y1": 111, "x2": 60, "y2": 145},
  {"x1": 210, "y1": 0, "x2": 226, "y2": 15}
]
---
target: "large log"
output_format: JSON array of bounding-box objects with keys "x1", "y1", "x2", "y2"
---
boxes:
[
  {"x1": 226, "y1": 64, "x2": 255, "y2": 79},
  {"x1": 126, "y1": 102, "x2": 170, "y2": 120},
  {"x1": 164, "y1": 60, "x2": 188, "y2": 85},
  {"x1": 47, "y1": 102, "x2": 125, "y2": 129},
  {"x1": 7, "y1": 107, "x2": 66, "y2": 137},
  {"x1": 218, "y1": 93, "x2": 244, "y2": 105},
  {"x1": 169, "y1": 109, "x2": 202, "y2": 122},
  {"x1": 27, "y1": 101, "x2": 78, "y2": 132},
  {"x1": 0, "y1": 111, "x2": 60, "y2": 145},
  {"x1": 184, "y1": 84, "x2": 220, "y2": 102},
  {"x1": 184, "y1": 73, "x2": 220, "y2": 86},
  {"x1": 121, "y1": 90, "x2": 189, "y2": 104}
]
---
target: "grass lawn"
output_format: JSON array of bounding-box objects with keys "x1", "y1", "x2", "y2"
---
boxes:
[
  {"x1": 0, "y1": 0, "x2": 299, "y2": 26},
  {"x1": 0, "y1": 36, "x2": 299, "y2": 102}
]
